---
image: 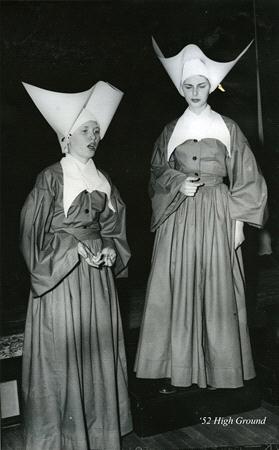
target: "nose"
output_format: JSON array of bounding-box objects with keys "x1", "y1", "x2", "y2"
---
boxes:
[
  {"x1": 88, "y1": 130, "x2": 96, "y2": 141},
  {"x1": 193, "y1": 86, "x2": 199, "y2": 96}
]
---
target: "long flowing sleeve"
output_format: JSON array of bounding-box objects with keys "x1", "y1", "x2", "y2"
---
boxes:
[
  {"x1": 99, "y1": 180, "x2": 131, "y2": 278},
  {"x1": 225, "y1": 119, "x2": 268, "y2": 228},
  {"x1": 150, "y1": 121, "x2": 188, "y2": 231},
  {"x1": 20, "y1": 169, "x2": 79, "y2": 297}
]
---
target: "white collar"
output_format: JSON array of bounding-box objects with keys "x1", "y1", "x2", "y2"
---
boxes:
[
  {"x1": 60, "y1": 154, "x2": 114, "y2": 217},
  {"x1": 167, "y1": 105, "x2": 231, "y2": 160}
]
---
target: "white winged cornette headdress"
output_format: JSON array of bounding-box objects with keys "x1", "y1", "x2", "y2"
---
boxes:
[
  {"x1": 152, "y1": 37, "x2": 253, "y2": 94},
  {"x1": 22, "y1": 81, "x2": 123, "y2": 152}
]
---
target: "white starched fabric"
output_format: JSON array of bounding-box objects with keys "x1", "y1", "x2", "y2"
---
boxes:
[
  {"x1": 167, "y1": 105, "x2": 231, "y2": 160},
  {"x1": 61, "y1": 154, "x2": 115, "y2": 217},
  {"x1": 22, "y1": 81, "x2": 123, "y2": 152},
  {"x1": 152, "y1": 37, "x2": 253, "y2": 95}
]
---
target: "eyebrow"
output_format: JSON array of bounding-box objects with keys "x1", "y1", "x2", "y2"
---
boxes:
[
  {"x1": 82, "y1": 125, "x2": 100, "y2": 130},
  {"x1": 184, "y1": 82, "x2": 207, "y2": 86}
]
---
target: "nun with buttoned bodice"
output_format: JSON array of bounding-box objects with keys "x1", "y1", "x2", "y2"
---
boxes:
[
  {"x1": 20, "y1": 81, "x2": 132, "y2": 450},
  {"x1": 134, "y1": 39, "x2": 268, "y2": 390}
]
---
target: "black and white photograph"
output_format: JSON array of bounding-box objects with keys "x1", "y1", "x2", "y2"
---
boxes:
[{"x1": 1, "y1": 1, "x2": 279, "y2": 449}]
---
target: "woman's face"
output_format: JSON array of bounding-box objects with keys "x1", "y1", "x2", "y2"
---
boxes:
[
  {"x1": 68, "y1": 120, "x2": 101, "y2": 163},
  {"x1": 182, "y1": 75, "x2": 210, "y2": 113}
]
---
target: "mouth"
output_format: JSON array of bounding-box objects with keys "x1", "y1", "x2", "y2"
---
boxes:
[
  {"x1": 87, "y1": 144, "x2": 96, "y2": 151},
  {"x1": 191, "y1": 99, "x2": 200, "y2": 103}
]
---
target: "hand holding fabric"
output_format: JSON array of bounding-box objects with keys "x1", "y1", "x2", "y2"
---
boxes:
[
  {"x1": 234, "y1": 220, "x2": 245, "y2": 250},
  {"x1": 180, "y1": 177, "x2": 204, "y2": 197},
  {"x1": 77, "y1": 242, "x2": 104, "y2": 268},
  {"x1": 100, "y1": 247, "x2": 117, "y2": 267}
]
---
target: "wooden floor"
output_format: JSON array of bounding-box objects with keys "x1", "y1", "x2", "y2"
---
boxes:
[
  {"x1": 123, "y1": 402, "x2": 279, "y2": 449},
  {"x1": 2, "y1": 403, "x2": 279, "y2": 449}
]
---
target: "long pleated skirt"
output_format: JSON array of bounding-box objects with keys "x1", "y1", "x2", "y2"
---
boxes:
[
  {"x1": 135, "y1": 183, "x2": 255, "y2": 388},
  {"x1": 22, "y1": 238, "x2": 132, "y2": 450}
]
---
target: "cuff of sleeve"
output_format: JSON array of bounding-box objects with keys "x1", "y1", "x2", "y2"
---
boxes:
[{"x1": 31, "y1": 247, "x2": 79, "y2": 298}]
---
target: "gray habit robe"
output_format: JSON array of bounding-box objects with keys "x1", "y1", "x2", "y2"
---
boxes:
[
  {"x1": 135, "y1": 116, "x2": 267, "y2": 389},
  {"x1": 20, "y1": 162, "x2": 132, "y2": 450}
]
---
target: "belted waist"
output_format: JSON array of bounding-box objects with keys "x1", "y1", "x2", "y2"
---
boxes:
[
  {"x1": 54, "y1": 227, "x2": 101, "y2": 241},
  {"x1": 186, "y1": 173, "x2": 224, "y2": 186}
]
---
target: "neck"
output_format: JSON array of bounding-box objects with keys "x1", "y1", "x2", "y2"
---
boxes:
[{"x1": 188, "y1": 103, "x2": 208, "y2": 115}]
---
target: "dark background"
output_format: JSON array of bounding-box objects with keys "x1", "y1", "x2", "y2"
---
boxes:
[{"x1": 1, "y1": 0, "x2": 278, "y2": 327}]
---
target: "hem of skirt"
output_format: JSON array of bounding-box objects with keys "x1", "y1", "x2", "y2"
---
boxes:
[
  {"x1": 135, "y1": 364, "x2": 256, "y2": 389},
  {"x1": 23, "y1": 426, "x2": 133, "y2": 450},
  {"x1": 121, "y1": 425, "x2": 133, "y2": 437}
]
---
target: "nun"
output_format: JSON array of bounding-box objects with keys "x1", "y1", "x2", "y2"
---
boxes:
[
  {"x1": 20, "y1": 81, "x2": 132, "y2": 449},
  {"x1": 135, "y1": 39, "x2": 267, "y2": 391}
]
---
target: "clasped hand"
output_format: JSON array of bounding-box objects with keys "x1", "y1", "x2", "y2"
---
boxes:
[
  {"x1": 180, "y1": 176, "x2": 204, "y2": 197},
  {"x1": 77, "y1": 242, "x2": 116, "y2": 268}
]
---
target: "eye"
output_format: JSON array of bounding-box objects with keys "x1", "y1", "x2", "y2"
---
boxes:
[{"x1": 183, "y1": 85, "x2": 192, "y2": 89}]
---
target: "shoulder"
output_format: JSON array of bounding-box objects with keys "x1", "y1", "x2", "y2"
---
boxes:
[
  {"x1": 35, "y1": 162, "x2": 62, "y2": 191},
  {"x1": 98, "y1": 168, "x2": 112, "y2": 185},
  {"x1": 221, "y1": 115, "x2": 247, "y2": 142},
  {"x1": 155, "y1": 118, "x2": 178, "y2": 146},
  {"x1": 161, "y1": 118, "x2": 178, "y2": 137},
  {"x1": 97, "y1": 168, "x2": 120, "y2": 195},
  {"x1": 221, "y1": 115, "x2": 238, "y2": 131}
]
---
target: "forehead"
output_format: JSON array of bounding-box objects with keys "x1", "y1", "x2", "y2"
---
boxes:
[
  {"x1": 76, "y1": 120, "x2": 100, "y2": 131},
  {"x1": 183, "y1": 75, "x2": 209, "y2": 85}
]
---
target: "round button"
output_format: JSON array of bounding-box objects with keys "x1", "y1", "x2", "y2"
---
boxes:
[
  {"x1": 83, "y1": 226, "x2": 87, "y2": 229},
  {"x1": 192, "y1": 156, "x2": 197, "y2": 160},
  {"x1": 85, "y1": 209, "x2": 89, "y2": 214},
  {"x1": 193, "y1": 139, "x2": 198, "y2": 143}
]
